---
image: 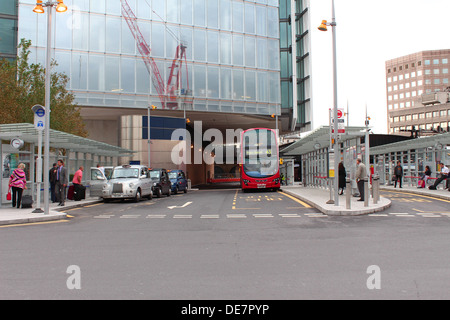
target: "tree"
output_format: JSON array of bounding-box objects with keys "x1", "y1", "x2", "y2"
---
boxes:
[{"x1": 0, "y1": 39, "x2": 87, "y2": 137}]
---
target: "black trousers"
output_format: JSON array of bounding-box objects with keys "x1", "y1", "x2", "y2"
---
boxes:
[
  {"x1": 394, "y1": 175, "x2": 402, "y2": 188},
  {"x1": 11, "y1": 186, "x2": 24, "y2": 208},
  {"x1": 432, "y1": 175, "x2": 448, "y2": 188},
  {"x1": 357, "y1": 179, "x2": 365, "y2": 200}
]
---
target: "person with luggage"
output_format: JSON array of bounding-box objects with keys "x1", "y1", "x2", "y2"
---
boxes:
[
  {"x1": 394, "y1": 160, "x2": 403, "y2": 188},
  {"x1": 418, "y1": 166, "x2": 431, "y2": 188},
  {"x1": 8, "y1": 163, "x2": 27, "y2": 208},
  {"x1": 72, "y1": 166, "x2": 85, "y2": 201},
  {"x1": 55, "y1": 159, "x2": 68, "y2": 206},
  {"x1": 429, "y1": 162, "x2": 448, "y2": 190}
]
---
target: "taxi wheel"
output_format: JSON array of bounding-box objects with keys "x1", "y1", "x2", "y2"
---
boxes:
[
  {"x1": 134, "y1": 189, "x2": 142, "y2": 202},
  {"x1": 173, "y1": 187, "x2": 178, "y2": 195}
]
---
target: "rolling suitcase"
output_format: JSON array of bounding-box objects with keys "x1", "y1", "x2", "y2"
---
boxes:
[
  {"x1": 67, "y1": 185, "x2": 75, "y2": 200},
  {"x1": 418, "y1": 180, "x2": 425, "y2": 188},
  {"x1": 74, "y1": 185, "x2": 86, "y2": 201},
  {"x1": 21, "y1": 195, "x2": 33, "y2": 209}
]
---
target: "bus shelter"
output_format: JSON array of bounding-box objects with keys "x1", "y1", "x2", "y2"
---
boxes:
[
  {"x1": 1, "y1": 123, "x2": 135, "y2": 207},
  {"x1": 280, "y1": 126, "x2": 366, "y2": 191},
  {"x1": 370, "y1": 131, "x2": 450, "y2": 188}
]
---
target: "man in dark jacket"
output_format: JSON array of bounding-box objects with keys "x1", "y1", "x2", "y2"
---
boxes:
[
  {"x1": 49, "y1": 163, "x2": 58, "y2": 203},
  {"x1": 394, "y1": 161, "x2": 403, "y2": 188},
  {"x1": 55, "y1": 159, "x2": 68, "y2": 206}
]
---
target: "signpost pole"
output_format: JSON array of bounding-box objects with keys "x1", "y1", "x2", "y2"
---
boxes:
[{"x1": 32, "y1": 105, "x2": 45, "y2": 213}]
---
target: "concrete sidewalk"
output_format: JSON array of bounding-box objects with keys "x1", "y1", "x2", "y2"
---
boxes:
[
  {"x1": 282, "y1": 185, "x2": 391, "y2": 216},
  {"x1": 0, "y1": 197, "x2": 102, "y2": 226}
]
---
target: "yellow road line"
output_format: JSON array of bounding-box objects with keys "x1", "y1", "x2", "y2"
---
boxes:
[
  {"x1": 0, "y1": 220, "x2": 69, "y2": 228},
  {"x1": 85, "y1": 203, "x2": 104, "y2": 208},
  {"x1": 383, "y1": 189, "x2": 450, "y2": 203},
  {"x1": 278, "y1": 191, "x2": 312, "y2": 208}
]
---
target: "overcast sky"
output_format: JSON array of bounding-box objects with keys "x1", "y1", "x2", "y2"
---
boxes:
[{"x1": 309, "y1": 0, "x2": 450, "y2": 134}]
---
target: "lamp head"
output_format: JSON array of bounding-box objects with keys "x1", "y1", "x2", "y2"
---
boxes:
[
  {"x1": 56, "y1": 0, "x2": 68, "y2": 13},
  {"x1": 33, "y1": 0, "x2": 45, "y2": 13},
  {"x1": 318, "y1": 20, "x2": 328, "y2": 31}
]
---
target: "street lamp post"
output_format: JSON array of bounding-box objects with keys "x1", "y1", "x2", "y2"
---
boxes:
[
  {"x1": 318, "y1": 0, "x2": 340, "y2": 206},
  {"x1": 33, "y1": 1, "x2": 67, "y2": 215}
]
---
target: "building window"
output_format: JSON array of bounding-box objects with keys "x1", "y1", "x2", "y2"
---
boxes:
[
  {"x1": 433, "y1": 59, "x2": 440, "y2": 65},
  {"x1": 434, "y1": 69, "x2": 440, "y2": 75},
  {"x1": 425, "y1": 60, "x2": 431, "y2": 65},
  {"x1": 443, "y1": 68, "x2": 448, "y2": 74},
  {"x1": 443, "y1": 58, "x2": 448, "y2": 64}
]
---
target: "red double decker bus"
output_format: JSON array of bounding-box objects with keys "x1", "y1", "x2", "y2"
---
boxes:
[{"x1": 240, "y1": 128, "x2": 280, "y2": 191}]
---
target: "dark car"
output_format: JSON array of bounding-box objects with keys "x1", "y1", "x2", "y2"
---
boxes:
[
  {"x1": 149, "y1": 168, "x2": 171, "y2": 197},
  {"x1": 168, "y1": 170, "x2": 188, "y2": 194}
]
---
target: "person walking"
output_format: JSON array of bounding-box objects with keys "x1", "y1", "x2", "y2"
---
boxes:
[
  {"x1": 8, "y1": 163, "x2": 27, "y2": 208},
  {"x1": 338, "y1": 162, "x2": 346, "y2": 195},
  {"x1": 355, "y1": 158, "x2": 367, "y2": 201},
  {"x1": 394, "y1": 160, "x2": 403, "y2": 188},
  {"x1": 55, "y1": 159, "x2": 68, "y2": 206}
]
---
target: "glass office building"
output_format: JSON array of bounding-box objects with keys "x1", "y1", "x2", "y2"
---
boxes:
[
  {"x1": 279, "y1": 0, "x2": 311, "y2": 132},
  {"x1": 0, "y1": 0, "x2": 18, "y2": 60},
  {"x1": 18, "y1": 0, "x2": 281, "y2": 117}
]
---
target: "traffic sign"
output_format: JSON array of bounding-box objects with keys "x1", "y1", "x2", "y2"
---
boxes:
[
  {"x1": 32, "y1": 105, "x2": 46, "y2": 131},
  {"x1": 331, "y1": 108, "x2": 346, "y2": 134}
]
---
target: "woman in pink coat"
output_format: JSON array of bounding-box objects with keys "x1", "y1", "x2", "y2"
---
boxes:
[{"x1": 8, "y1": 163, "x2": 27, "y2": 208}]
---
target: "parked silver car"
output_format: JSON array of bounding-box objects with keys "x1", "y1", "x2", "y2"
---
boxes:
[{"x1": 98, "y1": 165, "x2": 153, "y2": 202}]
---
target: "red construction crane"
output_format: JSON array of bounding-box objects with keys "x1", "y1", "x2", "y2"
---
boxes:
[{"x1": 121, "y1": 0, "x2": 190, "y2": 110}]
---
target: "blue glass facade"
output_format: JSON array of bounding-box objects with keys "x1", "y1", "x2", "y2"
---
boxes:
[
  {"x1": 18, "y1": 0, "x2": 281, "y2": 117},
  {"x1": 0, "y1": 0, "x2": 18, "y2": 60}
]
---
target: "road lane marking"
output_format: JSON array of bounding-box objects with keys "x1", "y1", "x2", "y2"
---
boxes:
[
  {"x1": 382, "y1": 190, "x2": 450, "y2": 203},
  {"x1": 146, "y1": 214, "x2": 166, "y2": 219},
  {"x1": 85, "y1": 203, "x2": 104, "y2": 208},
  {"x1": 278, "y1": 191, "x2": 312, "y2": 208},
  {"x1": 279, "y1": 214, "x2": 301, "y2": 218},
  {"x1": 173, "y1": 215, "x2": 192, "y2": 219},
  {"x1": 304, "y1": 213, "x2": 326, "y2": 218},
  {"x1": 253, "y1": 214, "x2": 274, "y2": 218},
  {"x1": 168, "y1": 202, "x2": 193, "y2": 210},
  {"x1": 201, "y1": 215, "x2": 220, "y2": 219},
  {"x1": 120, "y1": 215, "x2": 141, "y2": 219},
  {"x1": 0, "y1": 220, "x2": 69, "y2": 228},
  {"x1": 94, "y1": 215, "x2": 115, "y2": 219},
  {"x1": 227, "y1": 214, "x2": 247, "y2": 219}
]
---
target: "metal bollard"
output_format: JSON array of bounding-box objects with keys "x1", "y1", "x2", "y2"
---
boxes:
[
  {"x1": 346, "y1": 178, "x2": 351, "y2": 209},
  {"x1": 372, "y1": 174, "x2": 380, "y2": 204},
  {"x1": 364, "y1": 177, "x2": 369, "y2": 207}
]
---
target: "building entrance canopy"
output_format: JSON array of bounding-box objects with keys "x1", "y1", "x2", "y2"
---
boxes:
[
  {"x1": 0, "y1": 123, "x2": 134, "y2": 157},
  {"x1": 1, "y1": 123, "x2": 135, "y2": 207},
  {"x1": 281, "y1": 126, "x2": 367, "y2": 156}
]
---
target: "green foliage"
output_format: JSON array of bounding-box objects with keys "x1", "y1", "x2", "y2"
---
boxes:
[{"x1": 0, "y1": 39, "x2": 87, "y2": 137}]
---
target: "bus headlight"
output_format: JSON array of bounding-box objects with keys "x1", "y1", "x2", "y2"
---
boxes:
[{"x1": 243, "y1": 179, "x2": 250, "y2": 185}]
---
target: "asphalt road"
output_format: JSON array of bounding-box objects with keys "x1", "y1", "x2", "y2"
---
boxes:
[{"x1": 1, "y1": 188, "x2": 450, "y2": 300}]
